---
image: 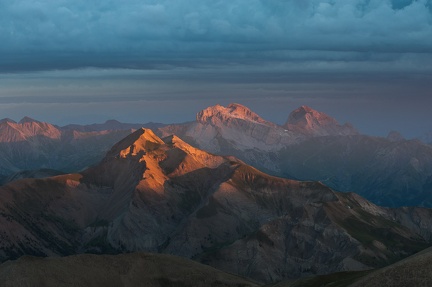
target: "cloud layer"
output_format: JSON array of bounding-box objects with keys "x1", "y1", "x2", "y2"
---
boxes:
[{"x1": 1, "y1": 0, "x2": 431, "y2": 71}]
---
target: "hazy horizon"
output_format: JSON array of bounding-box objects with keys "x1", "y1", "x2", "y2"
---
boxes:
[{"x1": 1, "y1": 0, "x2": 431, "y2": 138}]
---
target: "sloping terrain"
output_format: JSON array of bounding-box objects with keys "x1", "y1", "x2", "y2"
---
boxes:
[
  {"x1": 3, "y1": 105, "x2": 431, "y2": 208},
  {"x1": 273, "y1": 247, "x2": 432, "y2": 287},
  {"x1": 349, "y1": 246, "x2": 432, "y2": 287},
  {"x1": 1, "y1": 169, "x2": 64, "y2": 185},
  {"x1": 157, "y1": 103, "x2": 357, "y2": 173},
  {"x1": 278, "y1": 135, "x2": 432, "y2": 207},
  {"x1": 0, "y1": 117, "x2": 163, "y2": 180},
  {"x1": 0, "y1": 252, "x2": 258, "y2": 287},
  {"x1": 158, "y1": 104, "x2": 432, "y2": 207},
  {"x1": 0, "y1": 128, "x2": 431, "y2": 283}
]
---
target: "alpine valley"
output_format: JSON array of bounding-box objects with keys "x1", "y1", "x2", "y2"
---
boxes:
[{"x1": 0, "y1": 104, "x2": 432, "y2": 285}]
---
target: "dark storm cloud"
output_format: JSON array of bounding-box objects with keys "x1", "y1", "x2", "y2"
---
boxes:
[{"x1": 1, "y1": 0, "x2": 432, "y2": 71}]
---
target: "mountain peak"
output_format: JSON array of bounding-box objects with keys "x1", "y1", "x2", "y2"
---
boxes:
[
  {"x1": 387, "y1": 130, "x2": 405, "y2": 142},
  {"x1": 285, "y1": 106, "x2": 358, "y2": 136},
  {"x1": 18, "y1": 116, "x2": 39, "y2": 124},
  {"x1": 286, "y1": 106, "x2": 337, "y2": 126},
  {"x1": 0, "y1": 118, "x2": 16, "y2": 124},
  {"x1": 196, "y1": 103, "x2": 274, "y2": 126},
  {"x1": 104, "y1": 119, "x2": 121, "y2": 125},
  {"x1": 297, "y1": 105, "x2": 315, "y2": 113},
  {"x1": 108, "y1": 128, "x2": 164, "y2": 158}
]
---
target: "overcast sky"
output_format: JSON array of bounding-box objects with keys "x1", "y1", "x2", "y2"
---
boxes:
[{"x1": 0, "y1": 0, "x2": 431, "y2": 138}]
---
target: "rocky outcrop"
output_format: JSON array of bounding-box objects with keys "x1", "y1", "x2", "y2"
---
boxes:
[
  {"x1": 197, "y1": 103, "x2": 277, "y2": 127},
  {"x1": 160, "y1": 103, "x2": 299, "y2": 154},
  {"x1": 284, "y1": 106, "x2": 358, "y2": 136}
]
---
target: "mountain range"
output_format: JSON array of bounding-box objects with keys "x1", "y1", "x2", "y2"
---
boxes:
[
  {"x1": 0, "y1": 117, "x2": 164, "y2": 183},
  {"x1": 1, "y1": 128, "x2": 432, "y2": 283},
  {"x1": 2, "y1": 104, "x2": 432, "y2": 209},
  {"x1": 158, "y1": 103, "x2": 432, "y2": 207}
]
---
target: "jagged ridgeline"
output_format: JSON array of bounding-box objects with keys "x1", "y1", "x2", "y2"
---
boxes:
[
  {"x1": 0, "y1": 117, "x2": 164, "y2": 182},
  {"x1": 158, "y1": 104, "x2": 432, "y2": 207},
  {"x1": 2, "y1": 104, "x2": 432, "y2": 208},
  {"x1": 1, "y1": 128, "x2": 432, "y2": 283}
]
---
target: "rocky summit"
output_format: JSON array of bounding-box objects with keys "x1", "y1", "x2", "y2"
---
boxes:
[
  {"x1": 284, "y1": 105, "x2": 358, "y2": 136},
  {"x1": 158, "y1": 104, "x2": 432, "y2": 208},
  {"x1": 1, "y1": 128, "x2": 432, "y2": 283}
]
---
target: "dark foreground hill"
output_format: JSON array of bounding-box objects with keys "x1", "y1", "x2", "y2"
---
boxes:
[
  {"x1": 3, "y1": 247, "x2": 432, "y2": 287},
  {"x1": 0, "y1": 252, "x2": 258, "y2": 287},
  {"x1": 273, "y1": 246, "x2": 432, "y2": 287}
]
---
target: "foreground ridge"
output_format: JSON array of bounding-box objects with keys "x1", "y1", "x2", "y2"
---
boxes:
[{"x1": 1, "y1": 128, "x2": 432, "y2": 283}]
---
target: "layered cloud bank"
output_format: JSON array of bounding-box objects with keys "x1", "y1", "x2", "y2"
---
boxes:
[
  {"x1": 1, "y1": 0, "x2": 431, "y2": 71},
  {"x1": 0, "y1": 1, "x2": 431, "y2": 137}
]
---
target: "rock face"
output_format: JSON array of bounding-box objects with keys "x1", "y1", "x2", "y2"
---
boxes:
[
  {"x1": 161, "y1": 103, "x2": 295, "y2": 154},
  {"x1": 0, "y1": 252, "x2": 259, "y2": 287},
  {"x1": 1, "y1": 129, "x2": 432, "y2": 283},
  {"x1": 160, "y1": 104, "x2": 357, "y2": 154},
  {"x1": 158, "y1": 104, "x2": 357, "y2": 173},
  {"x1": 0, "y1": 118, "x2": 164, "y2": 180},
  {"x1": 158, "y1": 104, "x2": 432, "y2": 208},
  {"x1": 0, "y1": 117, "x2": 61, "y2": 143},
  {"x1": 284, "y1": 105, "x2": 358, "y2": 136}
]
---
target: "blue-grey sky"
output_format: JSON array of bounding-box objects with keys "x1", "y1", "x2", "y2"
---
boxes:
[{"x1": 0, "y1": 0, "x2": 431, "y2": 138}]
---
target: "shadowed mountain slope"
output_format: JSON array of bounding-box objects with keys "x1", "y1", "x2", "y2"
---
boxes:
[
  {"x1": 278, "y1": 135, "x2": 432, "y2": 207},
  {"x1": 0, "y1": 252, "x2": 258, "y2": 287},
  {"x1": 273, "y1": 246, "x2": 432, "y2": 287},
  {"x1": 0, "y1": 129, "x2": 432, "y2": 283}
]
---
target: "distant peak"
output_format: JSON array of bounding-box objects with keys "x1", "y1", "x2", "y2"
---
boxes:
[
  {"x1": 387, "y1": 130, "x2": 405, "y2": 142},
  {"x1": 108, "y1": 128, "x2": 164, "y2": 158},
  {"x1": 226, "y1": 103, "x2": 259, "y2": 119},
  {"x1": 104, "y1": 119, "x2": 121, "y2": 124},
  {"x1": 0, "y1": 118, "x2": 16, "y2": 124},
  {"x1": 286, "y1": 106, "x2": 337, "y2": 126},
  {"x1": 197, "y1": 103, "x2": 273, "y2": 126},
  {"x1": 162, "y1": 134, "x2": 182, "y2": 145},
  {"x1": 227, "y1": 103, "x2": 250, "y2": 111},
  {"x1": 285, "y1": 106, "x2": 358, "y2": 136},
  {"x1": 19, "y1": 116, "x2": 39, "y2": 124},
  {"x1": 297, "y1": 105, "x2": 315, "y2": 113}
]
